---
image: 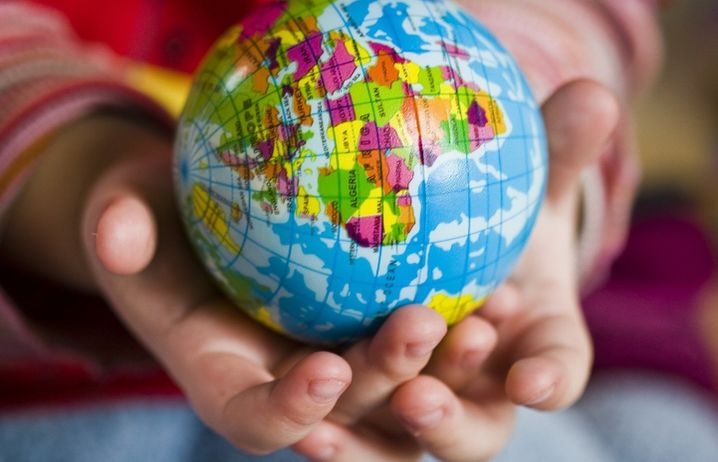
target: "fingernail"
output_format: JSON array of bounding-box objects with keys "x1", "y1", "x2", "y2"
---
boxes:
[
  {"x1": 406, "y1": 339, "x2": 440, "y2": 358},
  {"x1": 525, "y1": 384, "x2": 556, "y2": 406},
  {"x1": 402, "y1": 407, "x2": 445, "y2": 434},
  {"x1": 309, "y1": 379, "x2": 348, "y2": 402}
]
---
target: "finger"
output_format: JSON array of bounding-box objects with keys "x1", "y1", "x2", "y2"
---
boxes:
[
  {"x1": 330, "y1": 305, "x2": 447, "y2": 425},
  {"x1": 136, "y1": 295, "x2": 351, "y2": 455},
  {"x1": 83, "y1": 151, "x2": 351, "y2": 453},
  {"x1": 217, "y1": 350, "x2": 351, "y2": 454},
  {"x1": 83, "y1": 148, "x2": 290, "y2": 364},
  {"x1": 480, "y1": 283, "x2": 522, "y2": 324},
  {"x1": 391, "y1": 375, "x2": 514, "y2": 462},
  {"x1": 294, "y1": 420, "x2": 421, "y2": 462},
  {"x1": 504, "y1": 312, "x2": 592, "y2": 411},
  {"x1": 424, "y1": 315, "x2": 497, "y2": 392},
  {"x1": 600, "y1": 119, "x2": 641, "y2": 260},
  {"x1": 542, "y1": 79, "x2": 620, "y2": 208},
  {"x1": 95, "y1": 195, "x2": 157, "y2": 275}
]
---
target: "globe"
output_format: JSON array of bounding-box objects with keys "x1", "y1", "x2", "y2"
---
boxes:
[{"x1": 174, "y1": 0, "x2": 547, "y2": 345}]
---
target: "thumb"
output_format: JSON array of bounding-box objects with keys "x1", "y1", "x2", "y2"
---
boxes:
[
  {"x1": 95, "y1": 194, "x2": 157, "y2": 275},
  {"x1": 542, "y1": 79, "x2": 620, "y2": 208}
]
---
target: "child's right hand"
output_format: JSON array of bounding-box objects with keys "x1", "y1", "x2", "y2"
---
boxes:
[{"x1": 292, "y1": 78, "x2": 618, "y2": 462}]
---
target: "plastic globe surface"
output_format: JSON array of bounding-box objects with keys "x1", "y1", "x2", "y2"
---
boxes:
[{"x1": 175, "y1": 0, "x2": 547, "y2": 345}]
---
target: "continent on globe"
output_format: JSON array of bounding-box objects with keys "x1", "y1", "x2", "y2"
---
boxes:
[{"x1": 175, "y1": 0, "x2": 547, "y2": 345}]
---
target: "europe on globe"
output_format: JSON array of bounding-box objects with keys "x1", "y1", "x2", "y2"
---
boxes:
[{"x1": 174, "y1": 0, "x2": 547, "y2": 345}]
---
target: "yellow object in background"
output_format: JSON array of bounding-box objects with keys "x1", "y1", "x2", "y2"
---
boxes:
[{"x1": 125, "y1": 63, "x2": 192, "y2": 118}]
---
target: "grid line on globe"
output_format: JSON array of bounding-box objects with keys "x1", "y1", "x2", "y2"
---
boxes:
[{"x1": 175, "y1": 0, "x2": 547, "y2": 344}]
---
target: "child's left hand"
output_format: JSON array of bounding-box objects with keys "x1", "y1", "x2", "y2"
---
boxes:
[{"x1": 292, "y1": 79, "x2": 616, "y2": 462}]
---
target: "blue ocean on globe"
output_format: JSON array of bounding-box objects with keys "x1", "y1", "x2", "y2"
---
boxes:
[{"x1": 174, "y1": 0, "x2": 548, "y2": 345}]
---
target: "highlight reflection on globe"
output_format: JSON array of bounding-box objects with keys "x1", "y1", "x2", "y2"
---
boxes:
[{"x1": 174, "y1": 0, "x2": 547, "y2": 345}]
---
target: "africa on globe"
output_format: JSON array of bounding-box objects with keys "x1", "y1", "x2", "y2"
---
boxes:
[{"x1": 174, "y1": 0, "x2": 547, "y2": 345}]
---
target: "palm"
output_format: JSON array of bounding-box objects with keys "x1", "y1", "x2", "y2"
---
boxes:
[{"x1": 476, "y1": 80, "x2": 619, "y2": 411}]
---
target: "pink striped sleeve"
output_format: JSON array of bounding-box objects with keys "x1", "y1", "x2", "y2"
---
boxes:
[
  {"x1": 577, "y1": 0, "x2": 663, "y2": 291},
  {"x1": 468, "y1": 0, "x2": 663, "y2": 292},
  {"x1": 0, "y1": 2, "x2": 172, "y2": 362}
]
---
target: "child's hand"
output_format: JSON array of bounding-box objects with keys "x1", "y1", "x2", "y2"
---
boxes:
[
  {"x1": 477, "y1": 79, "x2": 617, "y2": 411},
  {"x1": 85, "y1": 121, "x2": 459, "y2": 455},
  {"x1": 461, "y1": 0, "x2": 659, "y2": 288},
  {"x1": 289, "y1": 79, "x2": 618, "y2": 462}
]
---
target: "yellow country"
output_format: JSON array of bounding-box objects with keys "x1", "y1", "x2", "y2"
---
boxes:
[
  {"x1": 477, "y1": 92, "x2": 507, "y2": 135},
  {"x1": 191, "y1": 183, "x2": 241, "y2": 255},
  {"x1": 256, "y1": 306, "x2": 284, "y2": 334},
  {"x1": 295, "y1": 186, "x2": 322, "y2": 220},
  {"x1": 328, "y1": 120, "x2": 363, "y2": 170},
  {"x1": 356, "y1": 186, "x2": 384, "y2": 217},
  {"x1": 389, "y1": 110, "x2": 412, "y2": 147},
  {"x1": 395, "y1": 62, "x2": 421, "y2": 84},
  {"x1": 427, "y1": 293, "x2": 486, "y2": 325}
]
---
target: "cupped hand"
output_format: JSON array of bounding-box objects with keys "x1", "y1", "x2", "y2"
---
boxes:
[
  {"x1": 0, "y1": 108, "x2": 451, "y2": 457},
  {"x1": 477, "y1": 80, "x2": 620, "y2": 412},
  {"x1": 291, "y1": 79, "x2": 620, "y2": 462}
]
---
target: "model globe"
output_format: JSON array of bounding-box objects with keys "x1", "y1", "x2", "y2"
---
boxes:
[{"x1": 175, "y1": 0, "x2": 547, "y2": 345}]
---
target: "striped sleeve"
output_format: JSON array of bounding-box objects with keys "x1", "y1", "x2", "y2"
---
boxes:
[
  {"x1": 577, "y1": 0, "x2": 664, "y2": 292},
  {"x1": 466, "y1": 0, "x2": 664, "y2": 292},
  {"x1": 0, "y1": 2, "x2": 172, "y2": 362},
  {"x1": 0, "y1": 2, "x2": 172, "y2": 219}
]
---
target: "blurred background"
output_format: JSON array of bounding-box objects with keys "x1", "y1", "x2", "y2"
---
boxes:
[
  {"x1": 585, "y1": 0, "x2": 718, "y2": 393},
  {"x1": 636, "y1": 0, "x2": 718, "y2": 216}
]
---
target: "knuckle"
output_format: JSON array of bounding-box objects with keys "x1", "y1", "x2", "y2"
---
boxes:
[
  {"x1": 374, "y1": 352, "x2": 423, "y2": 383},
  {"x1": 221, "y1": 420, "x2": 283, "y2": 456},
  {"x1": 379, "y1": 363, "x2": 417, "y2": 384},
  {"x1": 276, "y1": 401, "x2": 321, "y2": 429}
]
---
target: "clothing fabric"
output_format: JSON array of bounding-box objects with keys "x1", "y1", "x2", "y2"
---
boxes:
[
  {"x1": 2, "y1": 372, "x2": 718, "y2": 462},
  {"x1": 584, "y1": 208, "x2": 718, "y2": 391},
  {"x1": 0, "y1": 2, "x2": 171, "y2": 366}
]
